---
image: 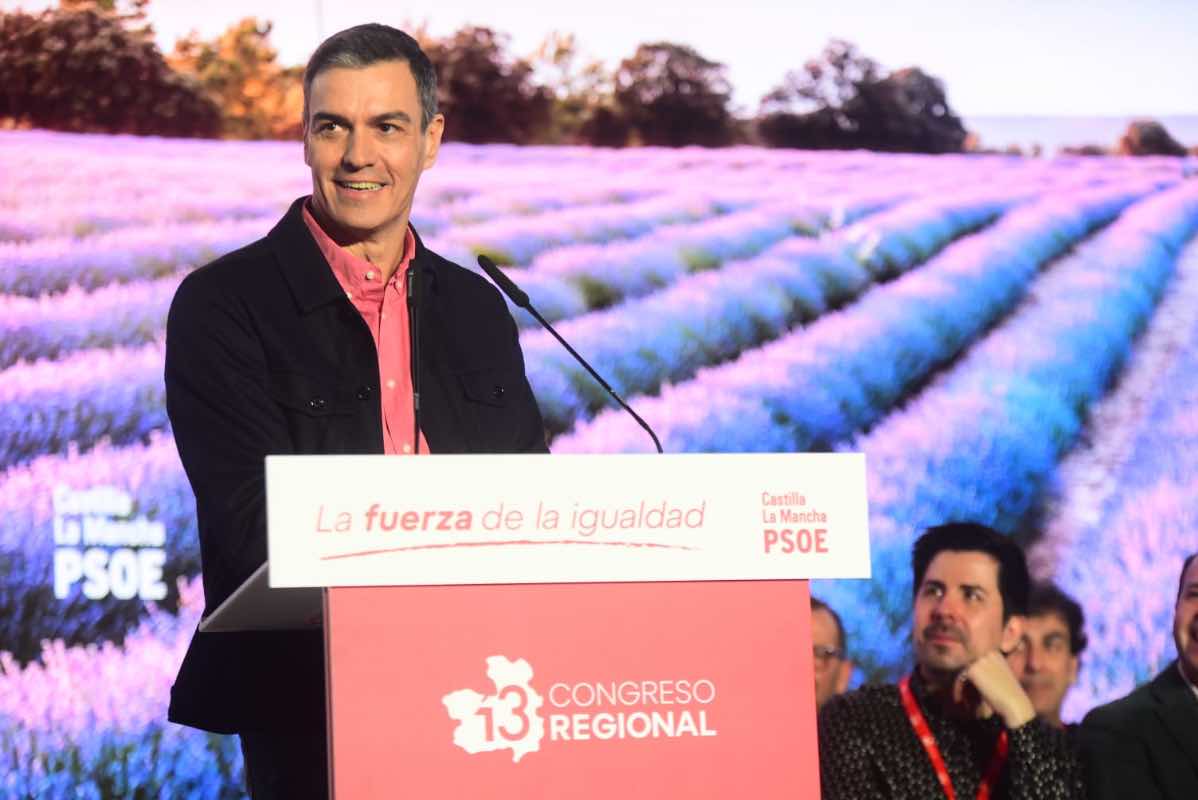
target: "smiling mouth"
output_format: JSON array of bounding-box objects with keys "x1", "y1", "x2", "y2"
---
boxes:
[{"x1": 336, "y1": 180, "x2": 385, "y2": 191}]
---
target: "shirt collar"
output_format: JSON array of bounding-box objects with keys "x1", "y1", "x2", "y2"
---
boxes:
[
  {"x1": 301, "y1": 201, "x2": 417, "y2": 300},
  {"x1": 1179, "y1": 661, "x2": 1198, "y2": 702}
]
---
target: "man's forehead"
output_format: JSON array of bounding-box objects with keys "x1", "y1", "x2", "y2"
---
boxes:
[
  {"x1": 1182, "y1": 559, "x2": 1198, "y2": 595},
  {"x1": 923, "y1": 549, "x2": 1001, "y2": 587},
  {"x1": 309, "y1": 60, "x2": 418, "y2": 101},
  {"x1": 811, "y1": 607, "x2": 838, "y2": 639},
  {"x1": 1025, "y1": 611, "x2": 1069, "y2": 637}
]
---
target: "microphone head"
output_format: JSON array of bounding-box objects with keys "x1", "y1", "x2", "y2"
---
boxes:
[{"x1": 477, "y1": 254, "x2": 530, "y2": 309}]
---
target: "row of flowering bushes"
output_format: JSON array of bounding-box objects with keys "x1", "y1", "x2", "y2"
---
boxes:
[
  {"x1": 0, "y1": 578, "x2": 246, "y2": 799},
  {"x1": 809, "y1": 182, "x2": 1198, "y2": 680},
  {"x1": 552, "y1": 184, "x2": 1144, "y2": 451},
  {"x1": 531, "y1": 188, "x2": 1029, "y2": 432},
  {"x1": 1049, "y1": 235, "x2": 1198, "y2": 720},
  {"x1": 0, "y1": 182, "x2": 1015, "y2": 468},
  {"x1": 0, "y1": 217, "x2": 275, "y2": 297},
  {"x1": 0, "y1": 197, "x2": 833, "y2": 369}
]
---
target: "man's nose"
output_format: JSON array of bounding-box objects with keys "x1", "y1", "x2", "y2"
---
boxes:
[
  {"x1": 931, "y1": 594, "x2": 963, "y2": 621},
  {"x1": 341, "y1": 132, "x2": 375, "y2": 170}
]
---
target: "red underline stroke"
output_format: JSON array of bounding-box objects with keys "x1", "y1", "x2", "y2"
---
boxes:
[{"x1": 319, "y1": 539, "x2": 700, "y2": 561}]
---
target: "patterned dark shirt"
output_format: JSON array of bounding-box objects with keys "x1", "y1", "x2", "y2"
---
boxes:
[{"x1": 818, "y1": 671, "x2": 1086, "y2": 799}]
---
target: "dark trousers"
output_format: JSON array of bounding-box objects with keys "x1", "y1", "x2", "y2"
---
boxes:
[{"x1": 239, "y1": 725, "x2": 329, "y2": 799}]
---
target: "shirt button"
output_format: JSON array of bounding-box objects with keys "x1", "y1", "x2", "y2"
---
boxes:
[
  {"x1": 356, "y1": 386, "x2": 372, "y2": 400},
  {"x1": 308, "y1": 397, "x2": 326, "y2": 411},
  {"x1": 345, "y1": 291, "x2": 353, "y2": 300},
  {"x1": 491, "y1": 385, "x2": 505, "y2": 399},
  {"x1": 402, "y1": 444, "x2": 412, "y2": 453},
  {"x1": 366, "y1": 270, "x2": 375, "y2": 280},
  {"x1": 386, "y1": 378, "x2": 396, "y2": 390}
]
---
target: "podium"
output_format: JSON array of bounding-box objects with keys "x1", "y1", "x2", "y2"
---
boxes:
[{"x1": 205, "y1": 453, "x2": 871, "y2": 798}]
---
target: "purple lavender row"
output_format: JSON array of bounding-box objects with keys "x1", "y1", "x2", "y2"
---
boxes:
[
  {"x1": 809, "y1": 182, "x2": 1198, "y2": 681},
  {"x1": 0, "y1": 342, "x2": 166, "y2": 471},
  {"x1": 0, "y1": 576, "x2": 245, "y2": 797},
  {"x1": 497, "y1": 188, "x2": 907, "y2": 322},
  {"x1": 535, "y1": 187, "x2": 1042, "y2": 434},
  {"x1": 477, "y1": 196, "x2": 870, "y2": 330},
  {"x1": 1043, "y1": 235, "x2": 1198, "y2": 719},
  {"x1": 551, "y1": 183, "x2": 1152, "y2": 454},
  {"x1": 0, "y1": 275, "x2": 180, "y2": 369},
  {"x1": 0, "y1": 216, "x2": 274, "y2": 297},
  {"x1": 0, "y1": 192, "x2": 897, "y2": 464},
  {"x1": 3, "y1": 195, "x2": 768, "y2": 369},
  {"x1": 0, "y1": 435, "x2": 197, "y2": 657}
]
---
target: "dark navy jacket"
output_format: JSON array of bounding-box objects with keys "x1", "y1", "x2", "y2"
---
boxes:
[{"x1": 165, "y1": 197, "x2": 546, "y2": 733}]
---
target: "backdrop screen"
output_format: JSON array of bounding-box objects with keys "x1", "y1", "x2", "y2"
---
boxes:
[{"x1": 1, "y1": 3, "x2": 1197, "y2": 797}]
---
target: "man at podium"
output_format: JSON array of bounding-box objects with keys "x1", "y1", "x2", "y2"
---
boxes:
[{"x1": 164, "y1": 23, "x2": 546, "y2": 799}]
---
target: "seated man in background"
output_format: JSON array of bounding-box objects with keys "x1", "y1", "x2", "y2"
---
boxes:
[
  {"x1": 1008, "y1": 581, "x2": 1088, "y2": 731},
  {"x1": 818, "y1": 522, "x2": 1084, "y2": 799},
  {"x1": 1080, "y1": 552, "x2": 1198, "y2": 800},
  {"x1": 811, "y1": 596, "x2": 854, "y2": 709}
]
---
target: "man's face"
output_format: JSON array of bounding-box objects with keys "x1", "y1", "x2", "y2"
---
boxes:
[
  {"x1": 303, "y1": 59, "x2": 443, "y2": 242},
  {"x1": 913, "y1": 551, "x2": 1021, "y2": 679},
  {"x1": 1175, "y1": 558, "x2": 1198, "y2": 684},
  {"x1": 811, "y1": 606, "x2": 852, "y2": 708},
  {"x1": 1009, "y1": 611, "x2": 1077, "y2": 726}
]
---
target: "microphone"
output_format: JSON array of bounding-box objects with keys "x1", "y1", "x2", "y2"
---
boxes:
[
  {"x1": 406, "y1": 261, "x2": 422, "y2": 454},
  {"x1": 477, "y1": 254, "x2": 663, "y2": 454}
]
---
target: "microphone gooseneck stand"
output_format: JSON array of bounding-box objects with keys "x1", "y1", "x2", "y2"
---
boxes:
[{"x1": 476, "y1": 254, "x2": 663, "y2": 454}]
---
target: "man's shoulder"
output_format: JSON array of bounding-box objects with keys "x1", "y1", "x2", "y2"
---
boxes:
[
  {"x1": 421, "y1": 243, "x2": 505, "y2": 306},
  {"x1": 173, "y1": 234, "x2": 276, "y2": 307},
  {"x1": 820, "y1": 683, "x2": 902, "y2": 727},
  {"x1": 1081, "y1": 670, "x2": 1168, "y2": 731}
]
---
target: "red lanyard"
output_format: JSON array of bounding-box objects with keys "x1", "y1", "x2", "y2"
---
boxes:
[{"x1": 898, "y1": 675, "x2": 1009, "y2": 800}]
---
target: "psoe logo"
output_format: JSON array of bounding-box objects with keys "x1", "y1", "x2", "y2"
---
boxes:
[{"x1": 442, "y1": 655, "x2": 544, "y2": 763}]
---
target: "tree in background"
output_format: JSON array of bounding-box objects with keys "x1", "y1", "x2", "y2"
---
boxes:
[
  {"x1": 0, "y1": 1, "x2": 221, "y2": 137},
  {"x1": 169, "y1": 18, "x2": 303, "y2": 140},
  {"x1": 424, "y1": 26, "x2": 552, "y2": 144},
  {"x1": 611, "y1": 42, "x2": 736, "y2": 147},
  {"x1": 529, "y1": 32, "x2": 617, "y2": 145},
  {"x1": 758, "y1": 39, "x2": 967, "y2": 153},
  {"x1": 1115, "y1": 119, "x2": 1188, "y2": 157}
]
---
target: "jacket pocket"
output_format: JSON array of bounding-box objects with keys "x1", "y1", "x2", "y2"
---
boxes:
[
  {"x1": 267, "y1": 370, "x2": 357, "y2": 417},
  {"x1": 454, "y1": 366, "x2": 516, "y2": 409}
]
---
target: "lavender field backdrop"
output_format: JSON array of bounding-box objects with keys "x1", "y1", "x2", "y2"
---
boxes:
[{"x1": 2, "y1": 129, "x2": 1197, "y2": 797}]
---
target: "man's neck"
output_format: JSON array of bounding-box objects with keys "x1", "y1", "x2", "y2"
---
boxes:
[
  {"x1": 916, "y1": 664, "x2": 978, "y2": 720},
  {"x1": 917, "y1": 663, "x2": 960, "y2": 696},
  {"x1": 308, "y1": 201, "x2": 409, "y2": 283}
]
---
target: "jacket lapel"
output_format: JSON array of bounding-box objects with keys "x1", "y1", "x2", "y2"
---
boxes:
[{"x1": 1151, "y1": 663, "x2": 1198, "y2": 778}]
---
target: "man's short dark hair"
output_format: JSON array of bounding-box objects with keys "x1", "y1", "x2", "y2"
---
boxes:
[
  {"x1": 811, "y1": 596, "x2": 846, "y2": 654},
  {"x1": 912, "y1": 522, "x2": 1030, "y2": 620},
  {"x1": 303, "y1": 24, "x2": 439, "y2": 130},
  {"x1": 1027, "y1": 582, "x2": 1087, "y2": 656},
  {"x1": 1181, "y1": 552, "x2": 1198, "y2": 602}
]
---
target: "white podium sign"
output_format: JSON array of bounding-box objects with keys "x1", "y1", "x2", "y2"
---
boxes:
[{"x1": 265, "y1": 452, "x2": 870, "y2": 588}]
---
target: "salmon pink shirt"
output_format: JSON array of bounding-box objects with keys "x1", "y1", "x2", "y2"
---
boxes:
[{"x1": 302, "y1": 203, "x2": 429, "y2": 456}]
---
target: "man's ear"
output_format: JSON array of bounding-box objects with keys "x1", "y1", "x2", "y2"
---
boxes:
[
  {"x1": 835, "y1": 660, "x2": 854, "y2": 695},
  {"x1": 303, "y1": 124, "x2": 311, "y2": 167},
  {"x1": 421, "y1": 114, "x2": 445, "y2": 170},
  {"x1": 1000, "y1": 614, "x2": 1025, "y2": 655},
  {"x1": 1066, "y1": 655, "x2": 1080, "y2": 686}
]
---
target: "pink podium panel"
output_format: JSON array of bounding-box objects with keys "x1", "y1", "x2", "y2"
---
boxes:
[{"x1": 325, "y1": 580, "x2": 820, "y2": 798}]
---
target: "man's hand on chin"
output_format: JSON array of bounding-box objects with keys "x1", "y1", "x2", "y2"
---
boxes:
[{"x1": 955, "y1": 650, "x2": 1037, "y2": 729}]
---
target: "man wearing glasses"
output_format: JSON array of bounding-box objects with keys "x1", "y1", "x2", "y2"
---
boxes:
[{"x1": 812, "y1": 596, "x2": 854, "y2": 708}]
